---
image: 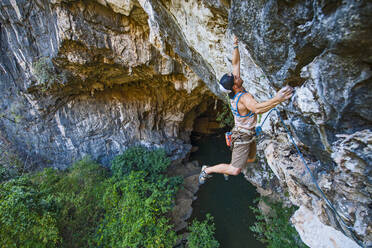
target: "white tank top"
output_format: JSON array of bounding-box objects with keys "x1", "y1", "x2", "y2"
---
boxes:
[{"x1": 230, "y1": 92, "x2": 257, "y2": 130}]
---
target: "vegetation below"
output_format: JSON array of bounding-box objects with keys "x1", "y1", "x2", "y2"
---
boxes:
[
  {"x1": 249, "y1": 197, "x2": 308, "y2": 248},
  {"x1": 216, "y1": 96, "x2": 234, "y2": 128},
  {"x1": 0, "y1": 146, "x2": 219, "y2": 248},
  {"x1": 187, "y1": 214, "x2": 220, "y2": 248}
]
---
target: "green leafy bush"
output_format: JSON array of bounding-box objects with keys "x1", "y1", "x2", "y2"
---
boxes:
[
  {"x1": 0, "y1": 147, "x2": 183, "y2": 248},
  {"x1": 96, "y1": 171, "x2": 179, "y2": 247},
  {"x1": 249, "y1": 198, "x2": 308, "y2": 248},
  {"x1": 111, "y1": 146, "x2": 171, "y2": 180},
  {"x1": 0, "y1": 176, "x2": 60, "y2": 248},
  {"x1": 0, "y1": 158, "x2": 109, "y2": 248},
  {"x1": 32, "y1": 158, "x2": 109, "y2": 248},
  {"x1": 97, "y1": 146, "x2": 182, "y2": 247},
  {"x1": 188, "y1": 214, "x2": 220, "y2": 248}
]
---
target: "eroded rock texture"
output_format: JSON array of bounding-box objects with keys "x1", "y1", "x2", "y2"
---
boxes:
[
  {"x1": 229, "y1": 1, "x2": 372, "y2": 246},
  {"x1": 1, "y1": 0, "x2": 371, "y2": 247},
  {"x1": 0, "y1": 0, "x2": 217, "y2": 168}
]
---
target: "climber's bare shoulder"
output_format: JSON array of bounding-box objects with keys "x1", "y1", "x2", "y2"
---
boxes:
[{"x1": 239, "y1": 92, "x2": 257, "y2": 114}]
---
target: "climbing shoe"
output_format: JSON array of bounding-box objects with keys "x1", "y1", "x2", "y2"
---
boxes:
[{"x1": 198, "y1": 165, "x2": 211, "y2": 185}]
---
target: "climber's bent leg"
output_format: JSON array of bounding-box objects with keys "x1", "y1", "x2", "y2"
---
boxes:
[
  {"x1": 205, "y1": 163, "x2": 241, "y2": 176},
  {"x1": 204, "y1": 136, "x2": 254, "y2": 177}
]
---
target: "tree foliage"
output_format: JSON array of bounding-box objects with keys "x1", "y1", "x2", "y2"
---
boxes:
[
  {"x1": 187, "y1": 214, "x2": 220, "y2": 248},
  {"x1": 111, "y1": 146, "x2": 171, "y2": 181},
  {"x1": 0, "y1": 158, "x2": 109, "y2": 248},
  {"x1": 0, "y1": 146, "x2": 221, "y2": 248},
  {"x1": 0, "y1": 147, "x2": 186, "y2": 247},
  {"x1": 97, "y1": 146, "x2": 182, "y2": 247},
  {"x1": 216, "y1": 97, "x2": 234, "y2": 128},
  {"x1": 0, "y1": 176, "x2": 60, "y2": 248},
  {"x1": 33, "y1": 158, "x2": 109, "y2": 247},
  {"x1": 96, "y1": 172, "x2": 179, "y2": 247}
]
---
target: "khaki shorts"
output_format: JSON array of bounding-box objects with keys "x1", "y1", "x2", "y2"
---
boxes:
[{"x1": 230, "y1": 128, "x2": 256, "y2": 169}]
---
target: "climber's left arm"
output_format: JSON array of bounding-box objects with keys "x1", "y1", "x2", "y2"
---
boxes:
[
  {"x1": 241, "y1": 86, "x2": 294, "y2": 114},
  {"x1": 232, "y1": 35, "x2": 240, "y2": 78}
]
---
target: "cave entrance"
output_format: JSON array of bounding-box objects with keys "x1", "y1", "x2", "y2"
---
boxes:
[{"x1": 188, "y1": 100, "x2": 265, "y2": 248}]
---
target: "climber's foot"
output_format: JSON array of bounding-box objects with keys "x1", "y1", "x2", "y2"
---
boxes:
[{"x1": 198, "y1": 165, "x2": 212, "y2": 185}]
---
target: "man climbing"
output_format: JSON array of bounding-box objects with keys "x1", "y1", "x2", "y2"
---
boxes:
[{"x1": 199, "y1": 36, "x2": 294, "y2": 184}]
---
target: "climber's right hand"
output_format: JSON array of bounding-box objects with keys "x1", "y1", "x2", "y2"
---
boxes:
[
  {"x1": 276, "y1": 85, "x2": 294, "y2": 102},
  {"x1": 233, "y1": 35, "x2": 239, "y2": 45}
]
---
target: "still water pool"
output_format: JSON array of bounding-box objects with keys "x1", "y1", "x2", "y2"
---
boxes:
[{"x1": 189, "y1": 132, "x2": 266, "y2": 248}]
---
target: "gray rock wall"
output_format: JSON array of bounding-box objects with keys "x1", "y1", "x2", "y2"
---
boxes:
[
  {"x1": 229, "y1": 1, "x2": 371, "y2": 246},
  {"x1": 0, "y1": 0, "x2": 215, "y2": 168}
]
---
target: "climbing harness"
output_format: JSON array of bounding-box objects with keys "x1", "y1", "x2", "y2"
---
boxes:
[
  {"x1": 255, "y1": 108, "x2": 365, "y2": 248},
  {"x1": 231, "y1": 91, "x2": 255, "y2": 118},
  {"x1": 231, "y1": 127, "x2": 256, "y2": 148}
]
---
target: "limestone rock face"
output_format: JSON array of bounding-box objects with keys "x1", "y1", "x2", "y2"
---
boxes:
[
  {"x1": 0, "y1": 0, "x2": 215, "y2": 168},
  {"x1": 229, "y1": 1, "x2": 372, "y2": 246},
  {"x1": 1, "y1": 0, "x2": 371, "y2": 247},
  {"x1": 330, "y1": 130, "x2": 371, "y2": 242},
  {"x1": 291, "y1": 206, "x2": 360, "y2": 248}
]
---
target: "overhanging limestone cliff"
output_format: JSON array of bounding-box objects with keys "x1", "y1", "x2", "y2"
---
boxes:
[{"x1": 0, "y1": 0, "x2": 216, "y2": 168}]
